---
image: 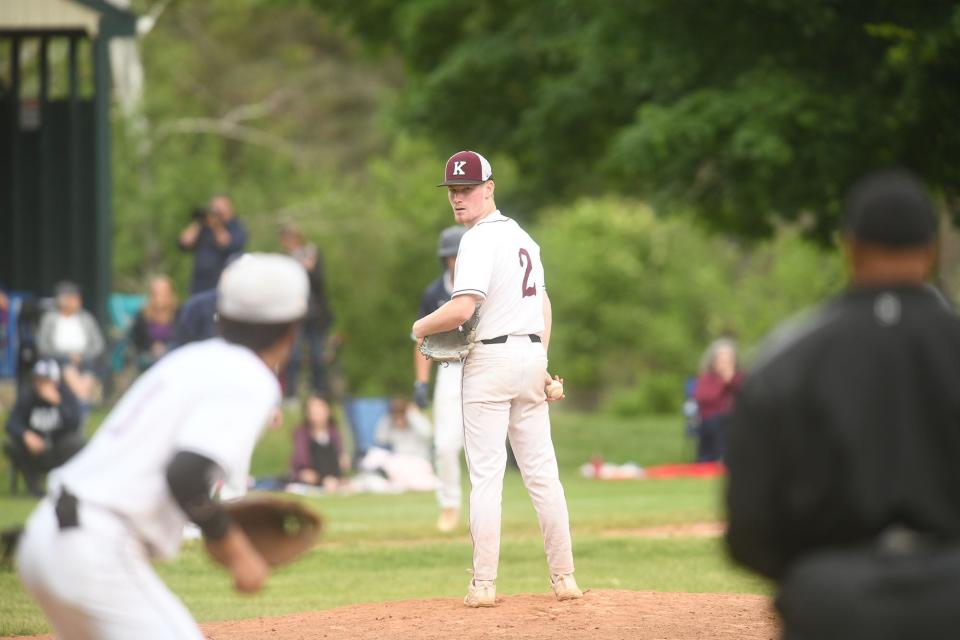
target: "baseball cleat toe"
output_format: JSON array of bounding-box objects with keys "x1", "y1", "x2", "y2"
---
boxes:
[
  {"x1": 464, "y1": 579, "x2": 496, "y2": 607},
  {"x1": 551, "y1": 573, "x2": 583, "y2": 601}
]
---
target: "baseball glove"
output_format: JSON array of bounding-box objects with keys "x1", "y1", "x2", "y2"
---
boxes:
[
  {"x1": 224, "y1": 496, "x2": 322, "y2": 567},
  {"x1": 419, "y1": 306, "x2": 480, "y2": 363}
]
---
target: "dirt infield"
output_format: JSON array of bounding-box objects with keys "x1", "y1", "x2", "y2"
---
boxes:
[
  {"x1": 4, "y1": 589, "x2": 777, "y2": 639},
  {"x1": 202, "y1": 589, "x2": 777, "y2": 640}
]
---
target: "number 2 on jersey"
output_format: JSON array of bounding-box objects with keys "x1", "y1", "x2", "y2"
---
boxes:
[{"x1": 519, "y1": 248, "x2": 537, "y2": 298}]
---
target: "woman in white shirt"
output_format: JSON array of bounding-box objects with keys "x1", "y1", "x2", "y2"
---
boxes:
[{"x1": 36, "y1": 281, "x2": 106, "y2": 403}]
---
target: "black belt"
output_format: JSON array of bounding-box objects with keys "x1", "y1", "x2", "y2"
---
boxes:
[
  {"x1": 55, "y1": 488, "x2": 80, "y2": 530},
  {"x1": 480, "y1": 334, "x2": 542, "y2": 345}
]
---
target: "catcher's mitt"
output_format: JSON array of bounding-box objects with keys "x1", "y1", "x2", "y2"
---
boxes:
[
  {"x1": 419, "y1": 306, "x2": 480, "y2": 363},
  {"x1": 224, "y1": 496, "x2": 322, "y2": 567}
]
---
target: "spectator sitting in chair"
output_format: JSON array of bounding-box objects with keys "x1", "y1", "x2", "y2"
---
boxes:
[
  {"x1": 36, "y1": 281, "x2": 105, "y2": 403},
  {"x1": 375, "y1": 398, "x2": 432, "y2": 463},
  {"x1": 358, "y1": 398, "x2": 436, "y2": 492},
  {"x1": 4, "y1": 359, "x2": 84, "y2": 496},
  {"x1": 289, "y1": 395, "x2": 349, "y2": 492},
  {"x1": 129, "y1": 275, "x2": 180, "y2": 372}
]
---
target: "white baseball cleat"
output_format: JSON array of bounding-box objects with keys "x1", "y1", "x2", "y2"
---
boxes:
[
  {"x1": 551, "y1": 573, "x2": 583, "y2": 601},
  {"x1": 464, "y1": 579, "x2": 497, "y2": 607}
]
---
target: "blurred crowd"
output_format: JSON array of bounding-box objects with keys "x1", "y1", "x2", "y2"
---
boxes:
[
  {"x1": 1, "y1": 189, "x2": 745, "y2": 497},
  {"x1": 2, "y1": 193, "x2": 434, "y2": 498}
]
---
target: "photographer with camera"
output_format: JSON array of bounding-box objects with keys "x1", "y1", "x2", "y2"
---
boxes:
[{"x1": 178, "y1": 195, "x2": 248, "y2": 294}]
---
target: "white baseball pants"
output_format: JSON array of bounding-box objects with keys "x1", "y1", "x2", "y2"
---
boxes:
[
  {"x1": 434, "y1": 361, "x2": 464, "y2": 510},
  {"x1": 462, "y1": 339, "x2": 575, "y2": 582},
  {"x1": 16, "y1": 499, "x2": 203, "y2": 640}
]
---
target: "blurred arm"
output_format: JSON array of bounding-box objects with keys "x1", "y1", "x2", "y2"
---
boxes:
[
  {"x1": 82, "y1": 312, "x2": 106, "y2": 360},
  {"x1": 203, "y1": 526, "x2": 268, "y2": 594},
  {"x1": 414, "y1": 341, "x2": 431, "y2": 384},
  {"x1": 178, "y1": 221, "x2": 202, "y2": 250},
  {"x1": 407, "y1": 407, "x2": 432, "y2": 439},
  {"x1": 413, "y1": 289, "x2": 435, "y2": 395},
  {"x1": 219, "y1": 219, "x2": 248, "y2": 252},
  {"x1": 412, "y1": 295, "x2": 478, "y2": 339},
  {"x1": 57, "y1": 382, "x2": 82, "y2": 434},
  {"x1": 166, "y1": 450, "x2": 268, "y2": 593},
  {"x1": 35, "y1": 313, "x2": 56, "y2": 358},
  {"x1": 5, "y1": 389, "x2": 30, "y2": 439},
  {"x1": 542, "y1": 289, "x2": 553, "y2": 353}
]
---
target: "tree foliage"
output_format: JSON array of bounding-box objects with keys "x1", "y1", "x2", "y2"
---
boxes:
[
  {"x1": 321, "y1": 0, "x2": 960, "y2": 239},
  {"x1": 107, "y1": 1, "x2": 847, "y2": 407},
  {"x1": 113, "y1": 0, "x2": 399, "y2": 289},
  {"x1": 535, "y1": 199, "x2": 843, "y2": 412}
]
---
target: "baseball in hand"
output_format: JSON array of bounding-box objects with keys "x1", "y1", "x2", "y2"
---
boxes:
[{"x1": 545, "y1": 377, "x2": 565, "y2": 400}]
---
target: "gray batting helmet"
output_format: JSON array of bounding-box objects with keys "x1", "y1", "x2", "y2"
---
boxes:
[{"x1": 437, "y1": 226, "x2": 466, "y2": 258}]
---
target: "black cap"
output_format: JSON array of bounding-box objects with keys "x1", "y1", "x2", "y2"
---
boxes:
[{"x1": 842, "y1": 169, "x2": 937, "y2": 247}]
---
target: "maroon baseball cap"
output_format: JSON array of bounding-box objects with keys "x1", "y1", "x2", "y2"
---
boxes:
[{"x1": 438, "y1": 150, "x2": 493, "y2": 186}]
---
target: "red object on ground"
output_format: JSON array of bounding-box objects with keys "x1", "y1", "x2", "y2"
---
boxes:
[{"x1": 644, "y1": 462, "x2": 726, "y2": 479}]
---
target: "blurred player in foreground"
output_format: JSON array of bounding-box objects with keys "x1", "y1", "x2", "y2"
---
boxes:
[
  {"x1": 413, "y1": 150, "x2": 580, "y2": 607},
  {"x1": 415, "y1": 225, "x2": 467, "y2": 532},
  {"x1": 726, "y1": 169, "x2": 960, "y2": 640},
  {"x1": 16, "y1": 254, "x2": 308, "y2": 639}
]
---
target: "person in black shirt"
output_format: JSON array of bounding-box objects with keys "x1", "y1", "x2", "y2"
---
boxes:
[
  {"x1": 4, "y1": 359, "x2": 83, "y2": 496},
  {"x1": 289, "y1": 395, "x2": 347, "y2": 492},
  {"x1": 726, "y1": 169, "x2": 960, "y2": 639}
]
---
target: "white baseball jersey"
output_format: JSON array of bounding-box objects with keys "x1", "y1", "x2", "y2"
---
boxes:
[
  {"x1": 452, "y1": 210, "x2": 546, "y2": 340},
  {"x1": 49, "y1": 338, "x2": 280, "y2": 560},
  {"x1": 453, "y1": 209, "x2": 575, "y2": 584}
]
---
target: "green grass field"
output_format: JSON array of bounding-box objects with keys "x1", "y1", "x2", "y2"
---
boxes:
[{"x1": 0, "y1": 408, "x2": 769, "y2": 637}]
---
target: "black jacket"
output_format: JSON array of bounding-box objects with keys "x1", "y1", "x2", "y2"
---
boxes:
[
  {"x1": 6, "y1": 382, "x2": 81, "y2": 443},
  {"x1": 726, "y1": 284, "x2": 960, "y2": 579}
]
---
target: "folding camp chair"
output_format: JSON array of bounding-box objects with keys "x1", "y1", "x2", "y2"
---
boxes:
[{"x1": 343, "y1": 396, "x2": 390, "y2": 464}]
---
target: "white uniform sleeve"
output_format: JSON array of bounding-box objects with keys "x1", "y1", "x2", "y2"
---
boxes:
[
  {"x1": 174, "y1": 388, "x2": 274, "y2": 490},
  {"x1": 452, "y1": 231, "x2": 492, "y2": 300}
]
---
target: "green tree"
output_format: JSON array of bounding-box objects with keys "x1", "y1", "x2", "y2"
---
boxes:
[
  {"x1": 113, "y1": 0, "x2": 399, "y2": 290},
  {"x1": 106, "y1": 1, "x2": 851, "y2": 408},
  {"x1": 534, "y1": 199, "x2": 843, "y2": 413},
  {"x1": 320, "y1": 0, "x2": 960, "y2": 238}
]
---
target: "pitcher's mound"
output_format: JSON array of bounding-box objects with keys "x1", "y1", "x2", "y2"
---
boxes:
[{"x1": 202, "y1": 589, "x2": 777, "y2": 640}]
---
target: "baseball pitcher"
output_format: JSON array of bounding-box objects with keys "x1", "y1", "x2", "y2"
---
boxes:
[{"x1": 413, "y1": 151, "x2": 581, "y2": 607}]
